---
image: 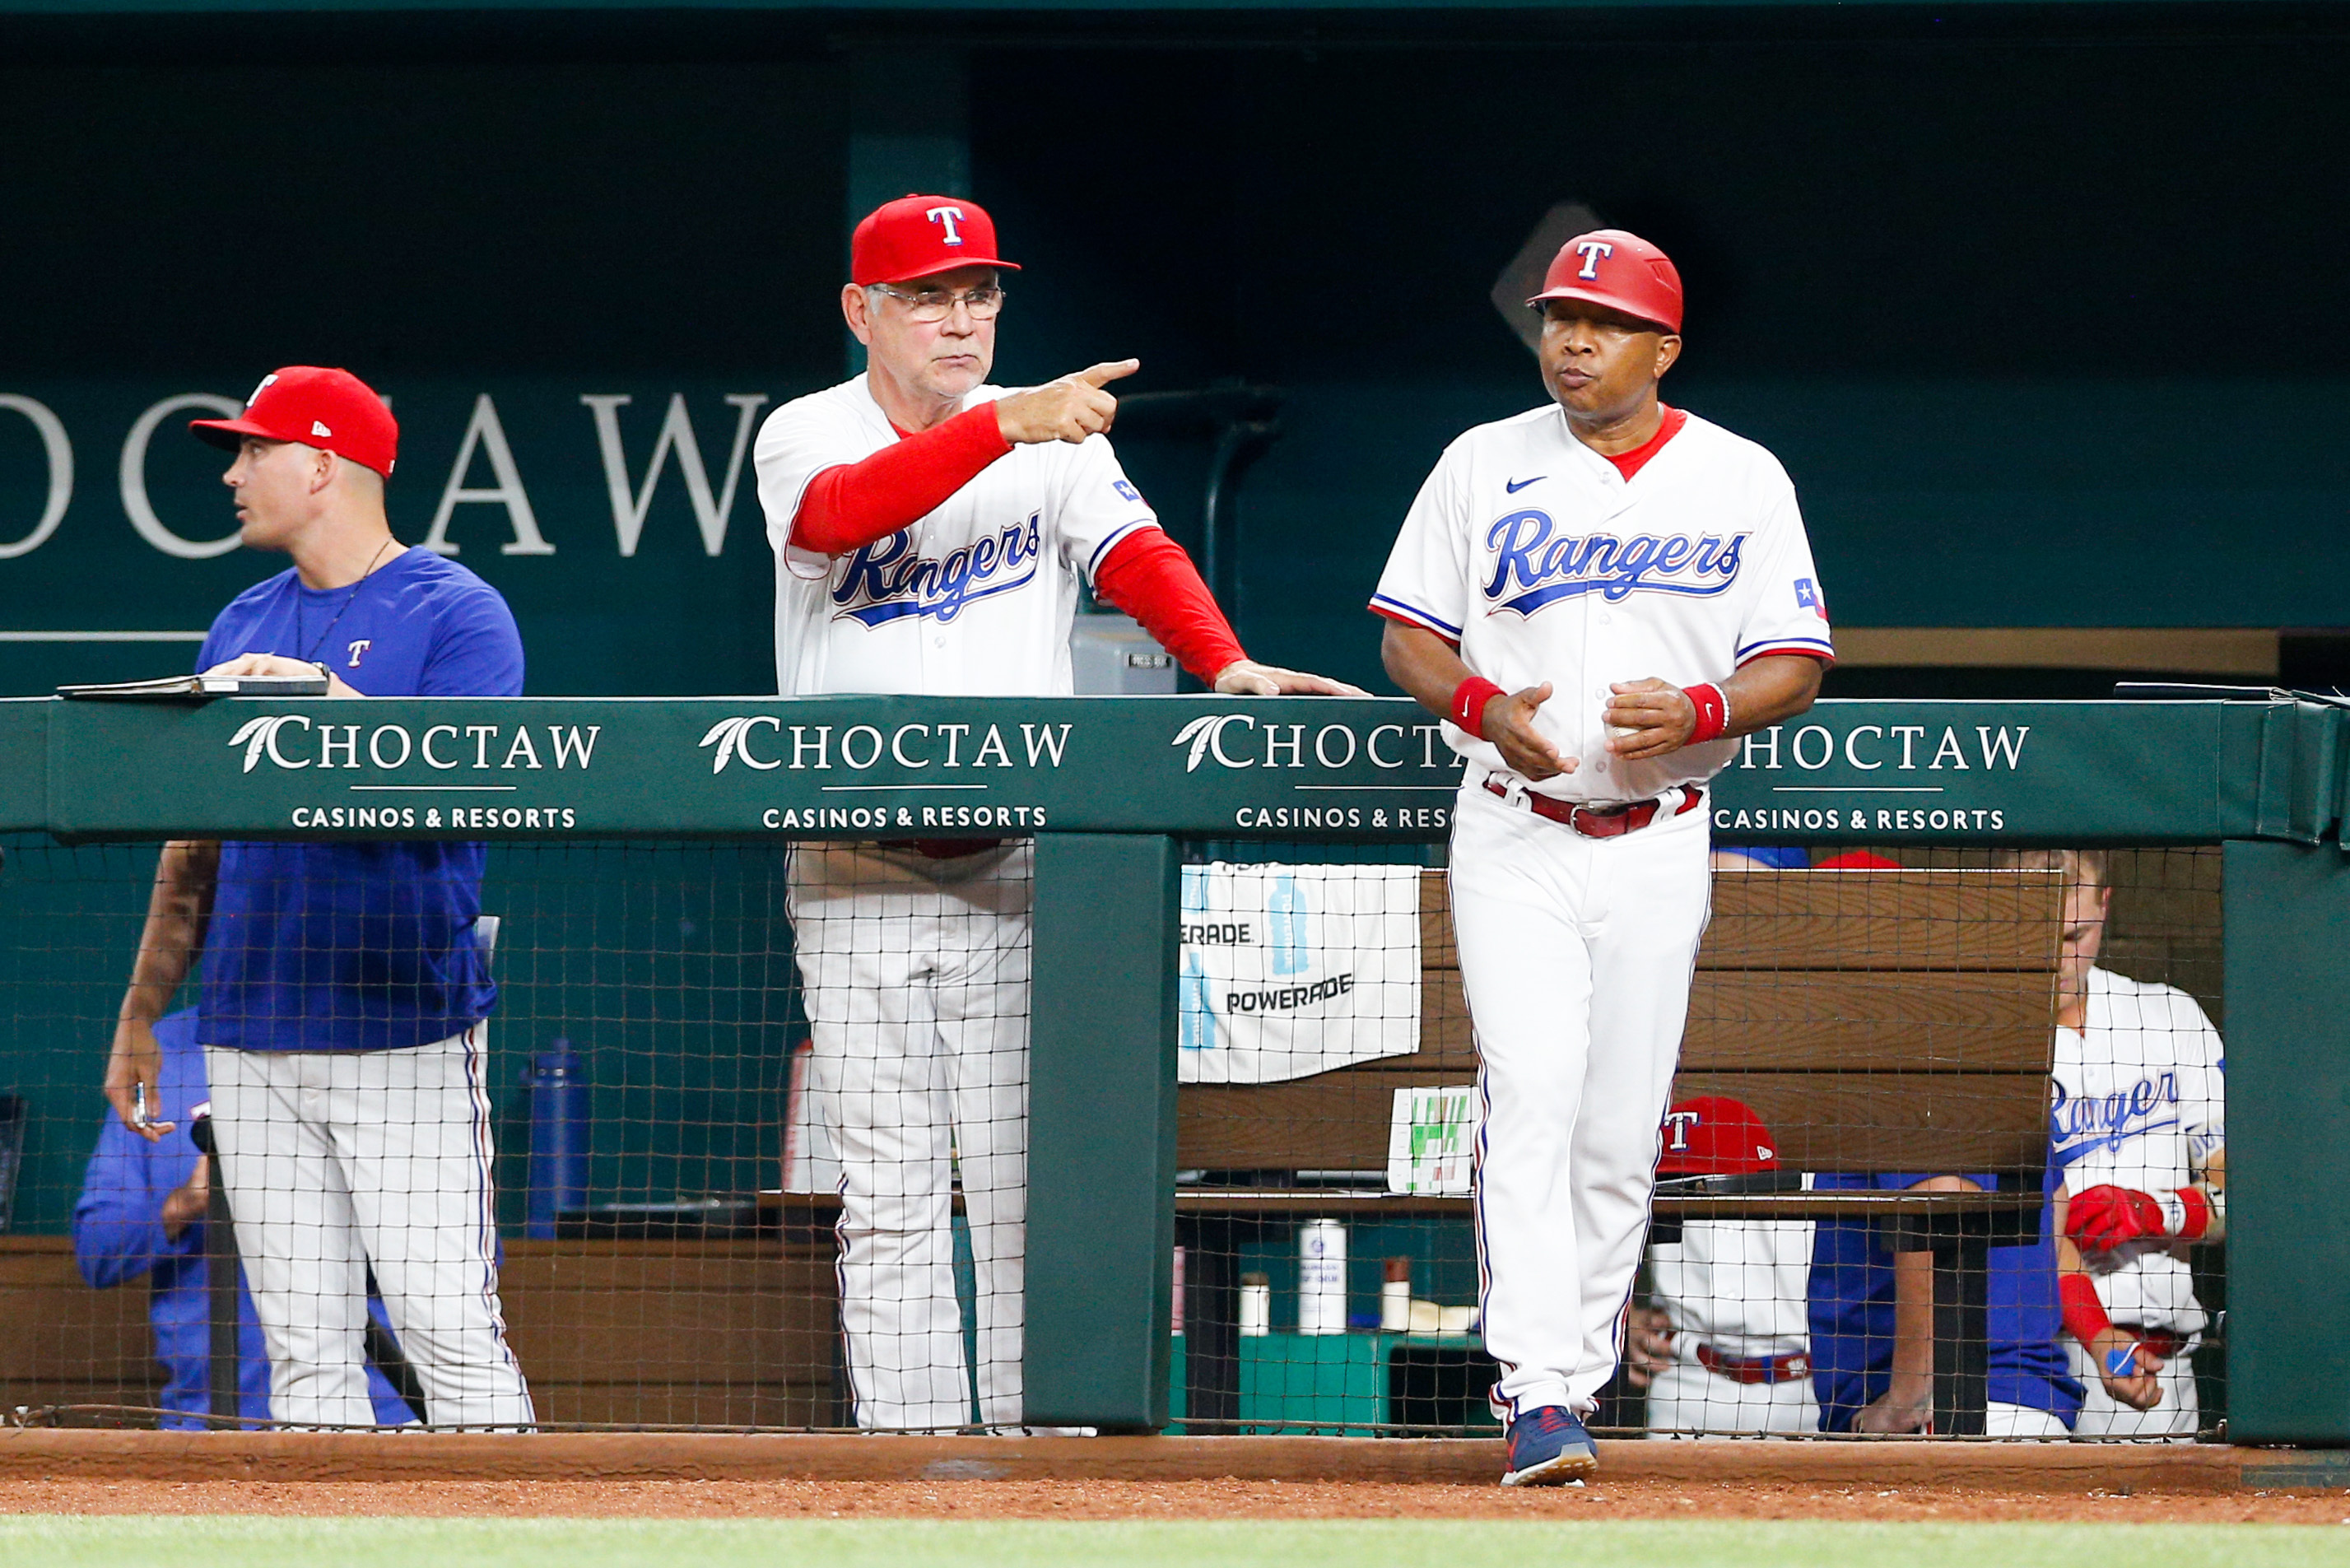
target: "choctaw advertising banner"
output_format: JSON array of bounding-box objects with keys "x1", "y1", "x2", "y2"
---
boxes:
[{"x1": 0, "y1": 694, "x2": 2300, "y2": 844}]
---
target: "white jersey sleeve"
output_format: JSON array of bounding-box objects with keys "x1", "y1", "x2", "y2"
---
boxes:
[
  {"x1": 2174, "y1": 992, "x2": 2227, "y2": 1173},
  {"x1": 1369, "y1": 438, "x2": 1474, "y2": 644},
  {"x1": 1043, "y1": 429, "x2": 1161, "y2": 584},
  {"x1": 754, "y1": 388, "x2": 884, "y2": 583},
  {"x1": 1731, "y1": 472, "x2": 1836, "y2": 667}
]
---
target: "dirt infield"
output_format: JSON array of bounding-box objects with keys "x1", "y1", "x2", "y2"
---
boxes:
[
  {"x1": 2, "y1": 1433, "x2": 2343, "y2": 1524},
  {"x1": 3, "y1": 1476, "x2": 2348, "y2": 1524}
]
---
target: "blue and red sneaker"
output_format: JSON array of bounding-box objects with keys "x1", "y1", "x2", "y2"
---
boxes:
[{"x1": 1500, "y1": 1405, "x2": 1598, "y2": 1487}]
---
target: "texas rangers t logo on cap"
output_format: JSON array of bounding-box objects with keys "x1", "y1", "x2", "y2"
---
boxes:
[
  {"x1": 1575, "y1": 240, "x2": 1615, "y2": 279},
  {"x1": 927, "y1": 205, "x2": 966, "y2": 244}
]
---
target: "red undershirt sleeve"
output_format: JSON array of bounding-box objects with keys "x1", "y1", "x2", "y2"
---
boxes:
[
  {"x1": 789, "y1": 404, "x2": 1014, "y2": 556},
  {"x1": 1091, "y1": 529, "x2": 1247, "y2": 684}
]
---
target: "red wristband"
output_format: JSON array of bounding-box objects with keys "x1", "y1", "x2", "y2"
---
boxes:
[
  {"x1": 1685, "y1": 682, "x2": 1729, "y2": 744},
  {"x1": 2059, "y1": 1272, "x2": 2112, "y2": 1347},
  {"x1": 2171, "y1": 1185, "x2": 2213, "y2": 1240},
  {"x1": 1451, "y1": 677, "x2": 1506, "y2": 741}
]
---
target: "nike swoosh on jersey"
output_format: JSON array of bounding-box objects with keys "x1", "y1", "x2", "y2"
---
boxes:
[{"x1": 1504, "y1": 476, "x2": 1545, "y2": 494}]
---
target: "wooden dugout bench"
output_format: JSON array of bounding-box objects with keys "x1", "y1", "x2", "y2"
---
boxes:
[
  {"x1": 1175, "y1": 865, "x2": 2066, "y2": 1435},
  {"x1": 0, "y1": 1235, "x2": 842, "y2": 1430}
]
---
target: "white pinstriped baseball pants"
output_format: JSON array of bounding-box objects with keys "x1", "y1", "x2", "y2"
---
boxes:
[
  {"x1": 205, "y1": 1028, "x2": 533, "y2": 1431},
  {"x1": 787, "y1": 841, "x2": 1032, "y2": 1432},
  {"x1": 2067, "y1": 1336, "x2": 2201, "y2": 1438},
  {"x1": 1449, "y1": 780, "x2": 1713, "y2": 1421}
]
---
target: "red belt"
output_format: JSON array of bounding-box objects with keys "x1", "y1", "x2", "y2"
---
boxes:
[
  {"x1": 2124, "y1": 1326, "x2": 2188, "y2": 1361},
  {"x1": 1696, "y1": 1344, "x2": 1811, "y2": 1385},
  {"x1": 1482, "y1": 779, "x2": 1703, "y2": 839}
]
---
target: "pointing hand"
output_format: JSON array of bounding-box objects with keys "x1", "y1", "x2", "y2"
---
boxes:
[{"x1": 994, "y1": 360, "x2": 1141, "y2": 445}]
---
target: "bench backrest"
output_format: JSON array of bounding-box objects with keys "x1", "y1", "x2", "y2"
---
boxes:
[{"x1": 1177, "y1": 866, "x2": 2065, "y2": 1178}]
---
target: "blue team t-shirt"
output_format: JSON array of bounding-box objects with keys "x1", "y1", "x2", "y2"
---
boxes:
[
  {"x1": 1807, "y1": 1166, "x2": 2085, "y2": 1430},
  {"x1": 195, "y1": 547, "x2": 524, "y2": 1052}
]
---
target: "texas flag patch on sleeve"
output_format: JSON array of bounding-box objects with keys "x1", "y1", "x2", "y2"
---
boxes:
[{"x1": 1794, "y1": 577, "x2": 1829, "y2": 621}]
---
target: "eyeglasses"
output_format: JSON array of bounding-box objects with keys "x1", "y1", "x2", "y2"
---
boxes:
[{"x1": 869, "y1": 283, "x2": 1006, "y2": 323}]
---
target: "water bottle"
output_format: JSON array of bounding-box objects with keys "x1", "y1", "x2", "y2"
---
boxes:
[
  {"x1": 524, "y1": 1045, "x2": 589, "y2": 1240},
  {"x1": 1268, "y1": 874, "x2": 1310, "y2": 977}
]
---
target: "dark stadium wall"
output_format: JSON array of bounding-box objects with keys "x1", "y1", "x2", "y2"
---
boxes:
[
  {"x1": 970, "y1": 35, "x2": 2350, "y2": 689},
  {"x1": 0, "y1": 58, "x2": 850, "y2": 700},
  {"x1": 2, "y1": 21, "x2": 2348, "y2": 705}
]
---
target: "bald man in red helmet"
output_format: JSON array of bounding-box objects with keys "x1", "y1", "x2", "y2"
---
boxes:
[{"x1": 1370, "y1": 229, "x2": 1835, "y2": 1483}]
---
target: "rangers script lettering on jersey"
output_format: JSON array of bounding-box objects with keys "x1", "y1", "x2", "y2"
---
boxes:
[
  {"x1": 755, "y1": 376, "x2": 1158, "y2": 697},
  {"x1": 1371, "y1": 405, "x2": 1833, "y2": 802}
]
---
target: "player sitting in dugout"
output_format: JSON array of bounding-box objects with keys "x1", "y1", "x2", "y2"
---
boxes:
[
  {"x1": 1808, "y1": 848, "x2": 2222, "y2": 1438},
  {"x1": 2036, "y1": 848, "x2": 2223, "y2": 1438},
  {"x1": 73, "y1": 1009, "x2": 420, "y2": 1430},
  {"x1": 1626, "y1": 1092, "x2": 1818, "y2": 1437}
]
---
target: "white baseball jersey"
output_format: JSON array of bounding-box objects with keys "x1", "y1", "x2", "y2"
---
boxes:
[
  {"x1": 2054, "y1": 965, "x2": 2226, "y2": 1335},
  {"x1": 755, "y1": 375, "x2": 1159, "y2": 697},
  {"x1": 1371, "y1": 405, "x2": 1834, "y2": 803},
  {"x1": 1650, "y1": 1216, "x2": 1816, "y2": 1361}
]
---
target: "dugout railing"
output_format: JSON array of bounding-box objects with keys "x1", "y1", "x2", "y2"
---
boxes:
[{"x1": 0, "y1": 693, "x2": 2343, "y2": 1444}]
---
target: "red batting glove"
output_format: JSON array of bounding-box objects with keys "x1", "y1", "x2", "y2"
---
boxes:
[{"x1": 2066, "y1": 1184, "x2": 2213, "y2": 1252}]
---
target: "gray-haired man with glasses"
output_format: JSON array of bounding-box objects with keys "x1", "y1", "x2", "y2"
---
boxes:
[{"x1": 752, "y1": 193, "x2": 1357, "y2": 1432}]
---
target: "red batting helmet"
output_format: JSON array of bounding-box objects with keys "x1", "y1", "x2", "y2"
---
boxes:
[
  {"x1": 852, "y1": 194, "x2": 1021, "y2": 287},
  {"x1": 1528, "y1": 228, "x2": 1684, "y2": 334},
  {"x1": 1658, "y1": 1096, "x2": 1778, "y2": 1175}
]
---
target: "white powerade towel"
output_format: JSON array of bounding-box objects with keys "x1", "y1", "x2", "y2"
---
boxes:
[{"x1": 1177, "y1": 863, "x2": 1422, "y2": 1085}]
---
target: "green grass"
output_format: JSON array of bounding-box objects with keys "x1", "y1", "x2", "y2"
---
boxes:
[{"x1": 2, "y1": 1519, "x2": 2347, "y2": 1568}]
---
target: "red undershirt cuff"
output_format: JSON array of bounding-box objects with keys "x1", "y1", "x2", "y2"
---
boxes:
[
  {"x1": 2059, "y1": 1272, "x2": 2113, "y2": 1347},
  {"x1": 2171, "y1": 1185, "x2": 2213, "y2": 1240}
]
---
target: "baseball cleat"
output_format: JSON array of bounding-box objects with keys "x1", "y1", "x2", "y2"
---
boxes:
[{"x1": 1500, "y1": 1405, "x2": 1598, "y2": 1487}]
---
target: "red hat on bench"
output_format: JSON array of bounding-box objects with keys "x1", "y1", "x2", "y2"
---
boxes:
[{"x1": 1658, "y1": 1096, "x2": 1779, "y2": 1175}]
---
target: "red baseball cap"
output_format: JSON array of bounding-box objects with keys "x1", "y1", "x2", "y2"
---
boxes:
[
  {"x1": 1658, "y1": 1096, "x2": 1779, "y2": 1175},
  {"x1": 189, "y1": 366, "x2": 399, "y2": 478},
  {"x1": 851, "y1": 194, "x2": 1021, "y2": 287},
  {"x1": 1528, "y1": 228, "x2": 1684, "y2": 334},
  {"x1": 1814, "y1": 850, "x2": 1904, "y2": 871}
]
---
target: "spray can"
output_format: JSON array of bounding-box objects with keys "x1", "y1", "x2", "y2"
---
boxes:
[
  {"x1": 1381, "y1": 1257, "x2": 1412, "y2": 1333},
  {"x1": 524, "y1": 1044, "x2": 589, "y2": 1240},
  {"x1": 1240, "y1": 1273, "x2": 1272, "y2": 1338},
  {"x1": 1297, "y1": 1218, "x2": 1347, "y2": 1335}
]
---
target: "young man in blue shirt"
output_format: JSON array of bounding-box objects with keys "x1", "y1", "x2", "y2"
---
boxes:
[
  {"x1": 75, "y1": 1009, "x2": 418, "y2": 1430},
  {"x1": 100, "y1": 366, "x2": 533, "y2": 1430}
]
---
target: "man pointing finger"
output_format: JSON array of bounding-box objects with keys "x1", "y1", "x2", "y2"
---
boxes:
[{"x1": 752, "y1": 193, "x2": 1357, "y2": 1433}]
